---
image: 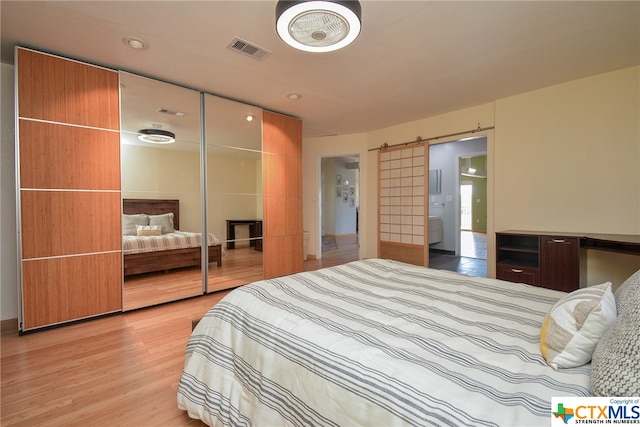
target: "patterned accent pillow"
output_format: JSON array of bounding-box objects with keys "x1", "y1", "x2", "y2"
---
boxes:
[
  {"x1": 136, "y1": 225, "x2": 162, "y2": 237},
  {"x1": 590, "y1": 301, "x2": 640, "y2": 396},
  {"x1": 122, "y1": 214, "x2": 149, "y2": 236},
  {"x1": 614, "y1": 268, "x2": 640, "y2": 316},
  {"x1": 149, "y1": 213, "x2": 175, "y2": 234},
  {"x1": 540, "y1": 283, "x2": 617, "y2": 370}
]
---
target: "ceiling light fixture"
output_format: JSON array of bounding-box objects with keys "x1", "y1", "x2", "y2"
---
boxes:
[
  {"x1": 276, "y1": 1, "x2": 361, "y2": 53},
  {"x1": 137, "y1": 129, "x2": 175, "y2": 144},
  {"x1": 245, "y1": 115, "x2": 254, "y2": 122},
  {"x1": 122, "y1": 36, "x2": 149, "y2": 50},
  {"x1": 287, "y1": 93, "x2": 302, "y2": 100}
]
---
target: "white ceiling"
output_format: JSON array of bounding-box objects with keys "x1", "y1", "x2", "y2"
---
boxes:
[{"x1": 2, "y1": 1, "x2": 639, "y2": 138}]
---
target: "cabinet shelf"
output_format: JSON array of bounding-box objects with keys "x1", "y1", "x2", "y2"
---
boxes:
[{"x1": 498, "y1": 246, "x2": 539, "y2": 254}]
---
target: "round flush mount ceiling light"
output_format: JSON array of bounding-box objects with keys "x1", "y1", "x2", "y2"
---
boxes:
[
  {"x1": 122, "y1": 36, "x2": 149, "y2": 50},
  {"x1": 138, "y1": 129, "x2": 175, "y2": 144},
  {"x1": 276, "y1": 1, "x2": 361, "y2": 53}
]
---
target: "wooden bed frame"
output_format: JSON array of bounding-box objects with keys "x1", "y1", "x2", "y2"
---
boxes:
[{"x1": 122, "y1": 199, "x2": 222, "y2": 277}]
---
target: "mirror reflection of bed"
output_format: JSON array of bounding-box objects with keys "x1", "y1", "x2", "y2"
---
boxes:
[
  {"x1": 122, "y1": 199, "x2": 215, "y2": 310},
  {"x1": 122, "y1": 198, "x2": 265, "y2": 310},
  {"x1": 120, "y1": 72, "x2": 264, "y2": 311}
]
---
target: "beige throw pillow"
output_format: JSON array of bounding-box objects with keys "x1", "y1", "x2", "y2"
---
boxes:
[{"x1": 540, "y1": 282, "x2": 617, "y2": 370}]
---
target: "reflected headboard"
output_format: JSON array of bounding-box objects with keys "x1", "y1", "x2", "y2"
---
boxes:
[{"x1": 122, "y1": 199, "x2": 180, "y2": 230}]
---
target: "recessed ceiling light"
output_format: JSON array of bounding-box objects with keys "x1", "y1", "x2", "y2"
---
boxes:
[
  {"x1": 287, "y1": 93, "x2": 302, "y2": 100},
  {"x1": 245, "y1": 114, "x2": 254, "y2": 122},
  {"x1": 123, "y1": 36, "x2": 149, "y2": 50}
]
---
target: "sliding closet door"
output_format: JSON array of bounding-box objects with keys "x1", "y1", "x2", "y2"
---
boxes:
[
  {"x1": 378, "y1": 144, "x2": 429, "y2": 266},
  {"x1": 17, "y1": 48, "x2": 122, "y2": 331},
  {"x1": 262, "y1": 111, "x2": 303, "y2": 278},
  {"x1": 119, "y1": 72, "x2": 203, "y2": 310},
  {"x1": 205, "y1": 94, "x2": 264, "y2": 291}
]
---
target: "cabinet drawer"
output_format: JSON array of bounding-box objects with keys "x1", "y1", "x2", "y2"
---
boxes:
[{"x1": 497, "y1": 264, "x2": 540, "y2": 286}]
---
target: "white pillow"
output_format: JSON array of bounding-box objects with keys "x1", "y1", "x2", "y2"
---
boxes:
[
  {"x1": 540, "y1": 282, "x2": 617, "y2": 370},
  {"x1": 148, "y1": 213, "x2": 175, "y2": 234},
  {"x1": 122, "y1": 214, "x2": 149, "y2": 236},
  {"x1": 136, "y1": 225, "x2": 162, "y2": 237}
]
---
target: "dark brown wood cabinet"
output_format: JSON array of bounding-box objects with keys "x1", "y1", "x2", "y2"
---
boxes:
[
  {"x1": 540, "y1": 236, "x2": 581, "y2": 292},
  {"x1": 496, "y1": 231, "x2": 582, "y2": 292}
]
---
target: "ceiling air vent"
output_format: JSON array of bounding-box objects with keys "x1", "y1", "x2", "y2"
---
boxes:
[
  {"x1": 156, "y1": 108, "x2": 185, "y2": 117},
  {"x1": 227, "y1": 37, "x2": 271, "y2": 60}
]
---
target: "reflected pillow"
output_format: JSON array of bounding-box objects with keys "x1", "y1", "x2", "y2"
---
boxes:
[
  {"x1": 149, "y1": 212, "x2": 175, "y2": 234},
  {"x1": 136, "y1": 225, "x2": 162, "y2": 237},
  {"x1": 123, "y1": 214, "x2": 149, "y2": 236},
  {"x1": 540, "y1": 282, "x2": 617, "y2": 370}
]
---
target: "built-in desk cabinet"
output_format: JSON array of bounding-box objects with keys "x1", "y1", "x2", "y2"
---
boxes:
[{"x1": 496, "y1": 231, "x2": 582, "y2": 292}]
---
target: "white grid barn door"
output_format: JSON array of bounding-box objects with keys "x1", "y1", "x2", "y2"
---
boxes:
[{"x1": 378, "y1": 144, "x2": 429, "y2": 266}]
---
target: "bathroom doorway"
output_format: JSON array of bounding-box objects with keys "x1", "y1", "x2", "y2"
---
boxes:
[{"x1": 428, "y1": 138, "x2": 487, "y2": 277}]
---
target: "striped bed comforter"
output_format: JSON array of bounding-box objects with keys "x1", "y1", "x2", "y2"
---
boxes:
[
  {"x1": 177, "y1": 258, "x2": 590, "y2": 427},
  {"x1": 122, "y1": 231, "x2": 222, "y2": 255}
]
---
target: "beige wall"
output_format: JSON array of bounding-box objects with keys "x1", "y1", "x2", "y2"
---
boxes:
[
  {"x1": 303, "y1": 65, "x2": 640, "y2": 285},
  {"x1": 494, "y1": 66, "x2": 639, "y2": 233}
]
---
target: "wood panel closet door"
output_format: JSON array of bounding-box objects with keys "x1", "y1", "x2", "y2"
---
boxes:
[
  {"x1": 17, "y1": 48, "x2": 121, "y2": 331},
  {"x1": 262, "y1": 111, "x2": 303, "y2": 279},
  {"x1": 17, "y1": 48, "x2": 119, "y2": 129}
]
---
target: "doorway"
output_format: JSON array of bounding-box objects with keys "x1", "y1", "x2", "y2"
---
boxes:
[
  {"x1": 428, "y1": 138, "x2": 487, "y2": 277},
  {"x1": 318, "y1": 156, "x2": 360, "y2": 262},
  {"x1": 459, "y1": 155, "x2": 487, "y2": 261},
  {"x1": 460, "y1": 183, "x2": 473, "y2": 230}
]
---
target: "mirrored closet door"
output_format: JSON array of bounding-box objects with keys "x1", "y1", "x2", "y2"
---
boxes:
[
  {"x1": 119, "y1": 72, "x2": 203, "y2": 310},
  {"x1": 204, "y1": 93, "x2": 264, "y2": 292}
]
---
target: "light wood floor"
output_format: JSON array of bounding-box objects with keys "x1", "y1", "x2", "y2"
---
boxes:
[
  {"x1": 123, "y1": 246, "x2": 264, "y2": 311},
  {"x1": 1, "y1": 235, "x2": 359, "y2": 427},
  {"x1": 304, "y1": 233, "x2": 360, "y2": 271}
]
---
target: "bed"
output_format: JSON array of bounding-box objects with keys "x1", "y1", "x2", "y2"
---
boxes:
[
  {"x1": 122, "y1": 199, "x2": 223, "y2": 277},
  {"x1": 178, "y1": 258, "x2": 639, "y2": 426}
]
